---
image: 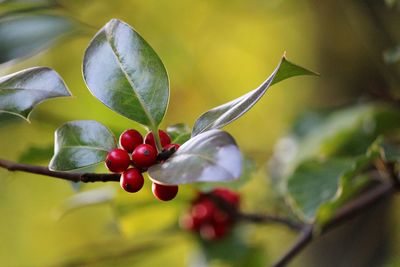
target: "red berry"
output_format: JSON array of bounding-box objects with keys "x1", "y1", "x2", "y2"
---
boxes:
[
  {"x1": 212, "y1": 188, "x2": 240, "y2": 208},
  {"x1": 120, "y1": 168, "x2": 144, "y2": 193},
  {"x1": 191, "y1": 199, "x2": 216, "y2": 223},
  {"x1": 105, "y1": 148, "x2": 131, "y2": 173},
  {"x1": 179, "y1": 214, "x2": 202, "y2": 231},
  {"x1": 152, "y1": 182, "x2": 179, "y2": 201},
  {"x1": 132, "y1": 144, "x2": 157, "y2": 168},
  {"x1": 119, "y1": 129, "x2": 143, "y2": 153},
  {"x1": 145, "y1": 130, "x2": 171, "y2": 149},
  {"x1": 163, "y1": 143, "x2": 180, "y2": 151},
  {"x1": 200, "y1": 223, "x2": 228, "y2": 240}
]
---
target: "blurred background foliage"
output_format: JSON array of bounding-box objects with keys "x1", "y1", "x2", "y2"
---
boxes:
[{"x1": 0, "y1": 0, "x2": 399, "y2": 266}]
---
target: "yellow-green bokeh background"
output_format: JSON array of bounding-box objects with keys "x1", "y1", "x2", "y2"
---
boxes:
[{"x1": 0, "y1": 0, "x2": 380, "y2": 266}]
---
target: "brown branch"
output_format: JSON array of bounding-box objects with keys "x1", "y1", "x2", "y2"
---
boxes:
[
  {"x1": 0, "y1": 158, "x2": 120, "y2": 183},
  {"x1": 271, "y1": 180, "x2": 397, "y2": 267}
]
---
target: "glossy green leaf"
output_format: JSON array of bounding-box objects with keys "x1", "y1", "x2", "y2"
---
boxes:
[
  {"x1": 49, "y1": 120, "x2": 117, "y2": 171},
  {"x1": 148, "y1": 130, "x2": 242, "y2": 185},
  {"x1": 166, "y1": 123, "x2": 191, "y2": 145},
  {"x1": 287, "y1": 139, "x2": 381, "y2": 222},
  {"x1": 0, "y1": 67, "x2": 71, "y2": 120},
  {"x1": 0, "y1": 14, "x2": 74, "y2": 64},
  {"x1": 191, "y1": 55, "x2": 317, "y2": 136},
  {"x1": 83, "y1": 18, "x2": 169, "y2": 128}
]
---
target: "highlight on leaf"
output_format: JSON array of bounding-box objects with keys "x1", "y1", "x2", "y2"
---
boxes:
[
  {"x1": 83, "y1": 18, "x2": 169, "y2": 129},
  {"x1": 0, "y1": 67, "x2": 71, "y2": 121},
  {"x1": 191, "y1": 54, "x2": 318, "y2": 137},
  {"x1": 148, "y1": 129, "x2": 242, "y2": 185},
  {"x1": 49, "y1": 120, "x2": 117, "y2": 171}
]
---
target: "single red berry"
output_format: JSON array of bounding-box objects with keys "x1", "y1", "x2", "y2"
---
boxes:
[
  {"x1": 119, "y1": 129, "x2": 143, "y2": 153},
  {"x1": 212, "y1": 188, "x2": 240, "y2": 208},
  {"x1": 191, "y1": 199, "x2": 216, "y2": 223},
  {"x1": 132, "y1": 144, "x2": 157, "y2": 168},
  {"x1": 163, "y1": 143, "x2": 180, "y2": 151},
  {"x1": 120, "y1": 168, "x2": 144, "y2": 193},
  {"x1": 105, "y1": 148, "x2": 131, "y2": 173},
  {"x1": 179, "y1": 214, "x2": 202, "y2": 231},
  {"x1": 145, "y1": 130, "x2": 171, "y2": 149},
  {"x1": 200, "y1": 223, "x2": 228, "y2": 240},
  {"x1": 152, "y1": 182, "x2": 179, "y2": 201}
]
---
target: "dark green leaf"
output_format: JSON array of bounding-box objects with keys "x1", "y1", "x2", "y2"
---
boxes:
[
  {"x1": 0, "y1": 14, "x2": 74, "y2": 64},
  {"x1": 148, "y1": 130, "x2": 242, "y2": 184},
  {"x1": 166, "y1": 123, "x2": 191, "y2": 145},
  {"x1": 83, "y1": 19, "x2": 169, "y2": 129},
  {"x1": 191, "y1": 55, "x2": 317, "y2": 136},
  {"x1": 383, "y1": 46, "x2": 400, "y2": 64},
  {"x1": 287, "y1": 139, "x2": 381, "y2": 222},
  {"x1": 0, "y1": 67, "x2": 71, "y2": 120},
  {"x1": 49, "y1": 120, "x2": 117, "y2": 171},
  {"x1": 382, "y1": 142, "x2": 400, "y2": 162}
]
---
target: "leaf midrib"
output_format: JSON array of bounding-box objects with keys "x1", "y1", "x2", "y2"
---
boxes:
[{"x1": 104, "y1": 24, "x2": 156, "y2": 128}]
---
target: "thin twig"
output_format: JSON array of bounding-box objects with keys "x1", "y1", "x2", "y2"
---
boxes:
[
  {"x1": 238, "y1": 213, "x2": 304, "y2": 231},
  {"x1": 271, "y1": 180, "x2": 397, "y2": 267},
  {"x1": 0, "y1": 158, "x2": 120, "y2": 183}
]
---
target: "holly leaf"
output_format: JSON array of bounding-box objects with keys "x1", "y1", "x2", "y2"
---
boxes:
[
  {"x1": 83, "y1": 18, "x2": 169, "y2": 129},
  {"x1": 287, "y1": 138, "x2": 381, "y2": 223},
  {"x1": 49, "y1": 120, "x2": 117, "y2": 171},
  {"x1": 0, "y1": 67, "x2": 71, "y2": 121},
  {"x1": 0, "y1": 14, "x2": 74, "y2": 64},
  {"x1": 166, "y1": 123, "x2": 191, "y2": 145},
  {"x1": 192, "y1": 55, "x2": 317, "y2": 137},
  {"x1": 148, "y1": 130, "x2": 242, "y2": 185}
]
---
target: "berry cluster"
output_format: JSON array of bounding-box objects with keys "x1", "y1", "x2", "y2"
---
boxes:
[
  {"x1": 105, "y1": 129, "x2": 180, "y2": 201},
  {"x1": 180, "y1": 188, "x2": 240, "y2": 240}
]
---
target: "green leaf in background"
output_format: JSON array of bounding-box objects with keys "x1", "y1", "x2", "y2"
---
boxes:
[
  {"x1": 148, "y1": 130, "x2": 242, "y2": 185},
  {"x1": 383, "y1": 45, "x2": 400, "y2": 64},
  {"x1": 0, "y1": 14, "x2": 74, "y2": 64},
  {"x1": 56, "y1": 186, "x2": 116, "y2": 220},
  {"x1": 0, "y1": 67, "x2": 71, "y2": 120},
  {"x1": 83, "y1": 18, "x2": 169, "y2": 129},
  {"x1": 166, "y1": 123, "x2": 191, "y2": 145},
  {"x1": 49, "y1": 120, "x2": 117, "y2": 171},
  {"x1": 287, "y1": 138, "x2": 381, "y2": 223},
  {"x1": 191, "y1": 55, "x2": 317, "y2": 137},
  {"x1": 382, "y1": 142, "x2": 400, "y2": 162},
  {"x1": 18, "y1": 144, "x2": 53, "y2": 164}
]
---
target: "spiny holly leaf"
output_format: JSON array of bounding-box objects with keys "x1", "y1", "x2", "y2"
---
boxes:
[
  {"x1": 0, "y1": 67, "x2": 71, "y2": 121},
  {"x1": 148, "y1": 130, "x2": 242, "y2": 185},
  {"x1": 0, "y1": 14, "x2": 74, "y2": 64},
  {"x1": 166, "y1": 123, "x2": 191, "y2": 145},
  {"x1": 49, "y1": 120, "x2": 117, "y2": 171},
  {"x1": 191, "y1": 55, "x2": 317, "y2": 137},
  {"x1": 83, "y1": 18, "x2": 169, "y2": 129},
  {"x1": 287, "y1": 139, "x2": 381, "y2": 223}
]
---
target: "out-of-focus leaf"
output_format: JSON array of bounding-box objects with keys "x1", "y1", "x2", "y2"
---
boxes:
[
  {"x1": 49, "y1": 120, "x2": 117, "y2": 171},
  {"x1": 83, "y1": 19, "x2": 169, "y2": 129},
  {"x1": 191, "y1": 55, "x2": 317, "y2": 137},
  {"x1": 383, "y1": 46, "x2": 400, "y2": 64},
  {"x1": 385, "y1": 0, "x2": 399, "y2": 8},
  {"x1": 18, "y1": 144, "x2": 53, "y2": 163},
  {"x1": 166, "y1": 123, "x2": 191, "y2": 145},
  {"x1": 195, "y1": 228, "x2": 266, "y2": 267},
  {"x1": 0, "y1": 67, "x2": 71, "y2": 120},
  {"x1": 148, "y1": 130, "x2": 242, "y2": 185},
  {"x1": 287, "y1": 138, "x2": 381, "y2": 222},
  {"x1": 56, "y1": 186, "x2": 116, "y2": 220},
  {"x1": 0, "y1": 14, "x2": 74, "y2": 64},
  {"x1": 382, "y1": 142, "x2": 400, "y2": 162},
  {"x1": 269, "y1": 104, "x2": 400, "y2": 187}
]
